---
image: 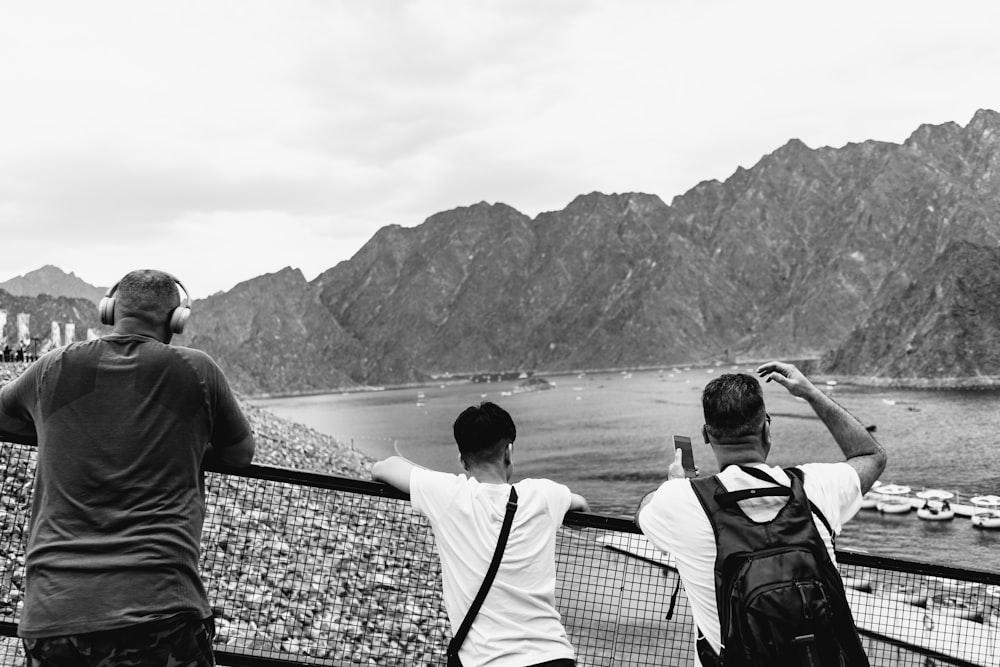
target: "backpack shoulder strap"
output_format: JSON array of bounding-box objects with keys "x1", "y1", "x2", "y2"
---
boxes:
[
  {"x1": 784, "y1": 467, "x2": 836, "y2": 548},
  {"x1": 689, "y1": 476, "x2": 725, "y2": 667}
]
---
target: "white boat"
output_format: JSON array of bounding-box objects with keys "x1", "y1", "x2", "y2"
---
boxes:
[
  {"x1": 916, "y1": 489, "x2": 956, "y2": 521},
  {"x1": 875, "y1": 484, "x2": 912, "y2": 514},
  {"x1": 970, "y1": 495, "x2": 1000, "y2": 529}
]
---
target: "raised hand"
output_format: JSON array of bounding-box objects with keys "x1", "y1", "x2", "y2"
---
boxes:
[{"x1": 756, "y1": 360, "x2": 816, "y2": 399}]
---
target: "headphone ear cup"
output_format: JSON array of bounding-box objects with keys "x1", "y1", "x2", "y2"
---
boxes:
[
  {"x1": 170, "y1": 306, "x2": 191, "y2": 334},
  {"x1": 99, "y1": 296, "x2": 115, "y2": 325}
]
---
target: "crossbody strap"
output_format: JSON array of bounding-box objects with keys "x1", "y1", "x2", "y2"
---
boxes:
[{"x1": 448, "y1": 485, "x2": 519, "y2": 657}]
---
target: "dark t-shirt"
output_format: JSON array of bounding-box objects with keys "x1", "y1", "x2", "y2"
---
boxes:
[{"x1": 0, "y1": 334, "x2": 252, "y2": 637}]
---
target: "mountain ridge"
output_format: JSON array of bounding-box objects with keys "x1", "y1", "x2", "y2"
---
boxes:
[
  {"x1": 4, "y1": 109, "x2": 1000, "y2": 394},
  {"x1": 0, "y1": 266, "x2": 107, "y2": 305}
]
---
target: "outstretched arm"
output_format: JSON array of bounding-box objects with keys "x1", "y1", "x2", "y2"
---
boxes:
[
  {"x1": 757, "y1": 361, "x2": 887, "y2": 493},
  {"x1": 371, "y1": 456, "x2": 426, "y2": 495},
  {"x1": 569, "y1": 493, "x2": 590, "y2": 512}
]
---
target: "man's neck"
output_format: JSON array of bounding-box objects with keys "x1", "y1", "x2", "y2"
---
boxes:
[
  {"x1": 710, "y1": 438, "x2": 767, "y2": 470},
  {"x1": 112, "y1": 318, "x2": 170, "y2": 343},
  {"x1": 466, "y1": 462, "x2": 510, "y2": 484}
]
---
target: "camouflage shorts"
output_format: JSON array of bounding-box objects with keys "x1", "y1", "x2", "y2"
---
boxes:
[{"x1": 22, "y1": 612, "x2": 215, "y2": 667}]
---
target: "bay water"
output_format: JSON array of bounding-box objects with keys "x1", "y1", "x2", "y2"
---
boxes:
[{"x1": 252, "y1": 366, "x2": 1000, "y2": 573}]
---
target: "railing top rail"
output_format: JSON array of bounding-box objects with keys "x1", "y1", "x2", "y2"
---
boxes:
[
  {"x1": 5, "y1": 439, "x2": 1000, "y2": 582},
  {"x1": 208, "y1": 461, "x2": 1000, "y2": 583}
]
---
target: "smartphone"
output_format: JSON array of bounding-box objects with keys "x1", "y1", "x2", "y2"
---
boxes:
[{"x1": 673, "y1": 434, "x2": 698, "y2": 478}]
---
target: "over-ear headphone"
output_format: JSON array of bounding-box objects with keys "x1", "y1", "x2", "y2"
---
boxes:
[{"x1": 99, "y1": 274, "x2": 192, "y2": 334}]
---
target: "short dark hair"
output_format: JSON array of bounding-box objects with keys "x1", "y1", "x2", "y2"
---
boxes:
[
  {"x1": 116, "y1": 270, "x2": 181, "y2": 324},
  {"x1": 453, "y1": 402, "x2": 516, "y2": 463},
  {"x1": 702, "y1": 373, "x2": 767, "y2": 440}
]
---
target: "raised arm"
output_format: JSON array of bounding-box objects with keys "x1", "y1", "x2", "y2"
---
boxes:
[{"x1": 757, "y1": 361, "x2": 886, "y2": 493}]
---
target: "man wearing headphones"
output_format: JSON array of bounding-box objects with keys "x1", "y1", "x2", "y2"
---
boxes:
[{"x1": 0, "y1": 269, "x2": 255, "y2": 666}]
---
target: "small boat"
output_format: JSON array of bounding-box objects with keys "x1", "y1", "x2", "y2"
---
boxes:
[
  {"x1": 916, "y1": 489, "x2": 955, "y2": 521},
  {"x1": 970, "y1": 495, "x2": 1000, "y2": 529},
  {"x1": 875, "y1": 484, "x2": 912, "y2": 514}
]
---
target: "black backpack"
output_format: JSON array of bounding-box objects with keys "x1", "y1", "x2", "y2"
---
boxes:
[{"x1": 689, "y1": 466, "x2": 870, "y2": 667}]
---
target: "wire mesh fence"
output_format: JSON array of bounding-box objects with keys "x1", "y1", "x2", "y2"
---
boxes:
[{"x1": 1, "y1": 439, "x2": 998, "y2": 666}]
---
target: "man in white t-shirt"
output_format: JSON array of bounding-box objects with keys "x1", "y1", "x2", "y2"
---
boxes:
[
  {"x1": 636, "y1": 361, "x2": 886, "y2": 666},
  {"x1": 372, "y1": 401, "x2": 589, "y2": 667}
]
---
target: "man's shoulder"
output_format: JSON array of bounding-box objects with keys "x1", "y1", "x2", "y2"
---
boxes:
[
  {"x1": 164, "y1": 343, "x2": 213, "y2": 361},
  {"x1": 517, "y1": 477, "x2": 568, "y2": 493},
  {"x1": 162, "y1": 344, "x2": 223, "y2": 374},
  {"x1": 411, "y1": 467, "x2": 463, "y2": 492},
  {"x1": 638, "y1": 479, "x2": 705, "y2": 543},
  {"x1": 412, "y1": 467, "x2": 458, "y2": 482},
  {"x1": 644, "y1": 478, "x2": 698, "y2": 513},
  {"x1": 793, "y1": 461, "x2": 858, "y2": 486}
]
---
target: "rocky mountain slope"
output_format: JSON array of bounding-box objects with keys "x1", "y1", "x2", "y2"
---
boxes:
[
  {"x1": 5, "y1": 109, "x2": 1000, "y2": 393},
  {"x1": 186, "y1": 267, "x2": 366, "y2": 396},
  {"x1": 824, "y1": 240, "x2": 1000, "y2": 383},
  {"x1": 306, "y1": 108, "x2": 1000, "y2": 386}
]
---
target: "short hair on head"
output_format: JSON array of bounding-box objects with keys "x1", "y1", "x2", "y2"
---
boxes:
[
  {"x1": 116, "y1": 270, "x2": 181, "y2": 323},
  {"x1": 453, "y1": 402, "x2": 516, "y2": 464},
  {"x1": 702, "y1": 373, "x2": 767, "y2": 440}
]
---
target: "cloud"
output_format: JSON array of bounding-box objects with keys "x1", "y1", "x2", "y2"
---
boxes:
[{"x1": 2, "y1": 0, "x2": 1000, "y2": 293}]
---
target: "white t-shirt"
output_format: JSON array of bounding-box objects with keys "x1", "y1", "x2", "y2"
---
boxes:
[
  {"x1": 410, "y1": 468, "x2": 576, "y2": 667},
  {"x1": 637, "y1": 462, "x2": 862, "y2": 667}
]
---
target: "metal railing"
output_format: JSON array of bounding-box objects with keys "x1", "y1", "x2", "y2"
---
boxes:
[{"x1": 1, "y1": 440, "x2": 998, "y2": 666}]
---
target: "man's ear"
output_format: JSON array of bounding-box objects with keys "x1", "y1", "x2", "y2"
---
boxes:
[
  {"x1": 701, "y1": 424, "x2": 710, "y2": 444},
  {"x1": 504, "y1": 442, "x2": 512, "y2": 465},
  {"x1": 458, "y1": 454, "x2": 469, "y2": 472}
]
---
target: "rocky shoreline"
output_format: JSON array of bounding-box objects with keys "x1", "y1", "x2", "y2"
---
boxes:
[{"x1": 813, "y1": 373, "x2": 1000, "y2": 390}]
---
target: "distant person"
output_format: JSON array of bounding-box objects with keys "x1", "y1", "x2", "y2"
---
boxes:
[
  {"x1": 372, "y1": 401, "x2": 589, "y2": 667},
  {"x1": 0, "y1": 269, "x2": 255, "y2": 667},
  {"x1": 2, "y1": 344, "x2": 10, "y2": 362},
  {"x1": 637, "y1": 361, "x2": 886, "y2": 667}
]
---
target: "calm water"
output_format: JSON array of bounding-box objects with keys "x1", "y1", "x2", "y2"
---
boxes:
[{"x1": 252, "y1": 366, "x2": 1000, "y2": 572}]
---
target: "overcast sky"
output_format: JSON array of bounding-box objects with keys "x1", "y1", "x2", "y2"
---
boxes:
[{"x1": 1, "y1": 1, "x2": 998, "y2": 296}]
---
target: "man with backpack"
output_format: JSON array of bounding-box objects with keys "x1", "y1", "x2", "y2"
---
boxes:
[{"x1": 636, "y1": 360, "x2": 886, "y2": 666}]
